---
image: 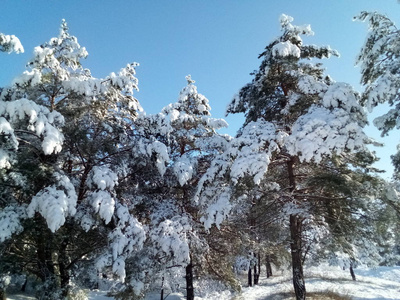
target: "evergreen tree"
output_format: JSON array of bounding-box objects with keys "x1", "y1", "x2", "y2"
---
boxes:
[
  {"x1": 356, "y1": 11, "x2": 400, "y2": 179},
  {"x1": 355, "y1": 11, "x2": 400, "y2": 264},
  {"x1": 0, "y1": 20, "x2": 153, "y2": 298},
  {"x1": 198, "y1": 14, "x2": 373, "y2": 300},
  {"x1": 113, "y1": 76, "x2": 230, "y2": 299}
]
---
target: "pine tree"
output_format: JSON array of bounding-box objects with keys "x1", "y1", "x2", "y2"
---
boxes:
[
  {"x1": 111, "y1": 76, "x2": 230, "y2": 299},
  {"x1": 0, "y1": 20, "x2": 152, "y2": 297},
  {"x1": 355, "y1": 11, "x2": 400, "y2": 265},
  {"x1": 198, "y1": 14, "x2": 373, "y2": 300},
  {"x1": 355, "y1": 11, "x2": 400, "y2": 178}
]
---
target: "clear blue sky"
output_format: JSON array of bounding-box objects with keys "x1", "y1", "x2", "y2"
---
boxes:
[{"x1": 1, "y1": 0, "x2": 399, "y2": 178}]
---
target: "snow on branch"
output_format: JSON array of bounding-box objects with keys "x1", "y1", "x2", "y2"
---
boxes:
[
  {"x1": 0, "y1": 32, "x2": 24, "y2": 54},
  {"x1": 150, "y1": 216, "x2": 191, "y2": 265},
  {"x1": 0, "y1": 206, "x2": 27, "y2": 242},
  {"x1": 0, "y1": 98, "x2": 64, "y2": 167},
  {"x1": 230, "y1": 119, "x2": 286, "y2": 184},
  {"x1": 27, "y1": 173, "x2": 77, "y2": 232},
  {"x1": 287, "y1": 105, "x2": 367, "y2": 163}
]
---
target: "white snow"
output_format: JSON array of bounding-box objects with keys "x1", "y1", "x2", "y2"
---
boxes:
[
  {"x1": 173, "y1": 155, "x2": 195, "y2": 186},
  {"x1": 0, "y1": 206, "x2": 27, "y2": 242},
  {"x1": 287, "y1": 105, "x2": 367, "y2": 163},
  {"x1": 91, "y1": 190, "x2": 115, "y2": 225},
  {"x1": 272, "y1": 41, "x2": 301, "y2": 58},
  {"x1": 0, "y1": 98, "x2": 65, "y2": 156},
  {"x1": 7, "y1": 265, "x2": 400, "y2": 299},
  {"x1": 88, "y1": 166, "x2": 119, "y2": 191},
  {"x1": 0, "y1": 33, "x2": 24, "y2": 54},
  {"x1": 200, "y1": 190, "x2": 232, "y2": 230},
  {"x1": 27, "y1": 173, "x2": 77, "y2": 232}
]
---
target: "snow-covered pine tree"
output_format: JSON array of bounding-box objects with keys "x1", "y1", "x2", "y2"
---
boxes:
[
  {"x1": 0, "y1": 28, "x2": 24, "y2": 300},
  {"x1": 355, "y1": 12, "x2": 400, "y2": 176},
  {"x1": 355, "y1": 11, "x2": 400, "y2": 264},
  {"x1": 162, "y1": 76, "x2": 230, "y2": 300},
  {"x1": 198, "y1": 14, "x2": 374, "y2": 300},
  {"x1": 119, "y1": 76, "x2": 230, "y2": 299},
  {"x1": 0, "y1": 20, "x2": 153, "y2": 298}
]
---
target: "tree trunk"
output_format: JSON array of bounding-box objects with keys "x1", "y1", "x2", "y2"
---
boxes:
[
  {"x1": 185, "y1": 262, "x2": 194, "y2": 300},
  {"x1": 59, "y1": 237, "x2": 70, "y2": 297},
  {"x1": 36, "y1": 228, "x2": 54, "y2": 282},
  {"x1": 160, "y1": 276, "x2": 164, "y2": 300},
  {"x1": 287, "y1": 157, "x2": 306, "y2": 300},
  {"x1": 266, "y1": 254, "x2": 273, "y2": 278},
  {"x1": 0, "y1": 289, "x2": 5, "y2": 300},
  {"x1": 290, "y1": 214, "x2": 306, "y2": 300},
  {"x1": 21, "y1": 277, "x2": 27, "y2": 292},
  {"x1": 253, "y1": 252, "x2": 259, "y2": 285},
  {"x1": 350, "y1": 263, "x2": 356, "y2": 281},
  {"x1": 248, "y1": 266, "x2": 252, "y2": 287}
]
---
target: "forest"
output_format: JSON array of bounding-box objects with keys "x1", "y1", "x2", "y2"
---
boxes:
[{"x1": 1, "y1": 10, "x2": 400, "y2": 300}]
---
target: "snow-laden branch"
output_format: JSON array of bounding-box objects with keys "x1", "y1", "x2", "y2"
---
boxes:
[{"x1": 0, "y1": 32, "x2": 24, "y2": 54}]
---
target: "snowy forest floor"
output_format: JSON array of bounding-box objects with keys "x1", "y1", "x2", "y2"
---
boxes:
[{"x1": 6, "y1": 265, "x2": 400, "y2": 300}]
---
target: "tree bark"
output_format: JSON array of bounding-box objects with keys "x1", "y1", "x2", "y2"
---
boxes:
[
  {"x1": 290, "y1": 214, "x2": 306, "y2": 300},
  {"x1": 254, "y1": 252, "x2": 259, "y2": 285},
  {"x1": 59, "y1": 237, "x2": 70, "y2": 297},
  {"x1": 247, "y1": 267, "x2": 253, "y2": 286},
  {"x1": 160, "y1": 276, "x2": 164, "y2": 300},
  {"x1": 36, "y1": 228, "x2": 54, "y2": 282},
  {"x1": 266, "y1": 254, "x2": 273, "y2": 278},
  {"x1": 0, "y1": 289, "x2": 5, "y2": 300},
  {"x1": 287, "y1": 157, "x2": 306, "y2": 300},
  {"x1": 185, "y1": 262, "x2": 194, "y2": 300},
  {"x1": 350, "y1": 263, "x2": 356, "y2": 281}
]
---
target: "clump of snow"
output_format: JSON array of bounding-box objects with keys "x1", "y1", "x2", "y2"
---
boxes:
[
  {"x1": 88, "y1": 166, "x2": 119, "y2": 191},
  {"x1": 0, "y1": 32, "x2": 24, "y2": 54},
  {"x1": 0, "y1": 149, "x2": 12, "y2": 169},
  {"x1": 0, "y1": 98, "x2": 65, "y2": 155},
  {"x1": 12, "y1": 69, "x2": 42, "y2": 87},
  {"x1": 286, "y1": 105, "x2": 367, "y2": 163},
  {"x1": 297, "y1": 73, "x2": 328, "y2": 95},
  {"x1": 109, "y1": 63, "x2": 139, "y2": 95},
  {"x1": 97, "y1": 203, "x2": 146, "y2": 282},
  {"x1": 272, "y1": 41, "x2": 300, "y2": 58},
  {"x1": 173, "y1": 155, "x2": 195, "y2": 186},
  {"x1": 0, "y1": 206, "x2": 27, "y2": 242},
  {"x1": 27, "y1": 173, "x2": 77, "y2": 232},
  {"x1": 91, "y1": 190, "x2": 115, "y2": 225},
  {"x1": 230, "y1": 119, "x2": 286, "y2": 184},
  {"x1": 200, "y1": 190, "x2": 232, "y2": 230},
  {"x1": 150, "y1": 216, "x2": 191, "y2": 264},
  {"x1": 279, "y1": 14, "x2": 294, "y2": 27},
  {"x1": 132, "y1": 136, "x2": 170, "y2": 176}
]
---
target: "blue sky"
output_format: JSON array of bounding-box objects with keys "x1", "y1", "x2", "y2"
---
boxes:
[{"x1": 1, "y1": 0, "x2": 399, "y2": 177}]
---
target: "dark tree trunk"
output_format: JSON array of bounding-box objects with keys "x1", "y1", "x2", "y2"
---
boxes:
[
  {"x1": 0, "y1": 288, "x2": 5, "y2": 300},
  {"x1": 290, "y1": 214, "x2": 306, "y2": 300},
  {"x1": 59, "y1": 238, "x2": 70, "y2": 297},
  {"x1": 21, "y1": 277, "x2": 27, "y2": 292},
  {"x1": 185, "y1": 262, "x2": 194, "y2": 300},
  {"x1": 266, "y1": 254, "x2": 273, "y2": 278},
  {"x1": 248, "y1": 266, "x2": 252, "y2": 287},
  {"x1": 350, "y1": 263, "x2": 356, "y2": 281},
  {"x1": 160, "y1": 276, "x2": 164, "y2": 300},
  {"x1": 36, "y1": 229, "x2": 54, "y2": 282},
  {"x1": 253, "y1": 264, "x2": 258, "y2": 285},
  {"x1": 253, "y1": 252, "x2": 259, "y2": 285},
  {"x1": 287, "y1": 157, "x2": 306, "y2": 300}
]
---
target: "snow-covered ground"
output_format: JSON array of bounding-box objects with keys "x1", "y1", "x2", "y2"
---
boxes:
[{"x1": 6, "y1": 265, "x2": 400, "y2": 300}]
